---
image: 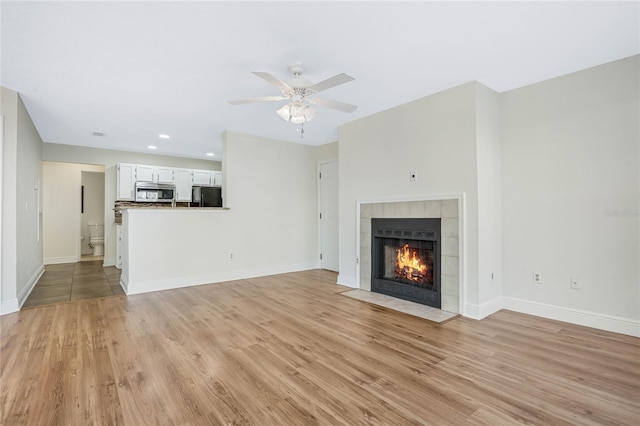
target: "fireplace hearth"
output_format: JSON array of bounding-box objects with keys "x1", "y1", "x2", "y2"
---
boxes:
[{"x1": 371, "y1": 218, "x2": 441, "y2": 308}]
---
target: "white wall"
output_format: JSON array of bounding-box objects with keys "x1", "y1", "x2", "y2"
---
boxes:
[
  {"x1": 475, "y1": 84, "x2": 503, "y2": 312},
  {"x1": 315, "y1": 141, "x2": 338, "y2": 162},
  {"x1": 1, "y1": 87, "x2": 44, "y2": 313},
  {"x1": 501, "y1": 56, "x2": 639, "y2": 332},
  {"x1": 338, "y1": 82, "x2": 482, "y2": 310},
  {"x1": 121, "y1": 132, "x2": 318, "y2": 293},
  {"x1": 42, "y1": 143, "x2": 220, "y2": 266}
]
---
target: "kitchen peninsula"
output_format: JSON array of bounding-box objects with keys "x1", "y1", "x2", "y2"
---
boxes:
[{"x1": 119, "y1": 207, "x2": 232, "y2": 295}]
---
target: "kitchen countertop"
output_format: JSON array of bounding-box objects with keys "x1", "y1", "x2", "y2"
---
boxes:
[
  {"x1": 116, "y1": 206, "x2": 229, "y2": 210},
  {"x1": 113, "y1": 203, "x2": 228, "y2": 224}
]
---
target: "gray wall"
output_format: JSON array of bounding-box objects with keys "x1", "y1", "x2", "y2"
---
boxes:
[
  {"x1": 1, "y1": 87, "x2": 44, "y2": 312},
  {"x1": 501, "y1": 56, "x2": 639, "y2": 322}
]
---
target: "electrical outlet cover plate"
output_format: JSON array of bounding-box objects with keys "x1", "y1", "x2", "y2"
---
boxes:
[
  {"x1": 570, "y1": 276, "x2": 580, "y2": 289},
  {"x1": 533, "y1": 272, "x2": 542, "y2": 284}
]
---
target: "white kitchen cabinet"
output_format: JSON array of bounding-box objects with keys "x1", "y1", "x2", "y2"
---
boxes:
[
  {"x1": 175, "y1": 168, "x2": 193, "y2": 202},
  {"x1": 116, "y1": 163, "x2": 136, "y2": 201},
  {"x1": 136, "y1": 165, "x2": 175, "y2": 184},
  {"x1": 213, "y1": 171, "x2": 223, "y2": 187},
  {"x1": 192, "y1": 169, "x2": 213, "y2": 186},
  {"x1": 135, "y1": 165, "x2": 155, "y2": 182},
  {"x1": 155, "y1": 167, "x2": 174, "y2": 183}
]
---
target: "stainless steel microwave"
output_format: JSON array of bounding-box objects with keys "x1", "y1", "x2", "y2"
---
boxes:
[{"x1": 135, "y1": 182, "x2": 175, "y2": 202}]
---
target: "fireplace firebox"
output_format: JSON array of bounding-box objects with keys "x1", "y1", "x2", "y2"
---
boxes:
[{"x1": 371, "y1": 218, "x2": 441, "y2": 308}]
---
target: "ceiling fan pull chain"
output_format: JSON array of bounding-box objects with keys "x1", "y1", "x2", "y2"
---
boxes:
[{"x1": 299, "y1": 123, "x2": 305, "y2": 139}]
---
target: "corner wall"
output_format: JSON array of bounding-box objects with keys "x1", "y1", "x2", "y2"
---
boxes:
[
  {"x1": 338, "y1": 82, "x2": 483, "y2": 314},
  {"x1": 501, "y1": 56, "x2": 639, "y2": 334},
  {"x1": 223, "y1": 131, "x2": 318, "y2": 273},
  {"x1": 337, "y1": 56, "x2": 638, "y2": 335},
  {"x1": 475, "y1": 84, "x2": 503, "y2": 316}
]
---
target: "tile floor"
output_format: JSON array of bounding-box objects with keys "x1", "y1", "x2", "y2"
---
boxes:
[
  {"x1": 341, "y1": 289, "x2": 458, "y2": 324},
  {"x1": 23, "y1": 260, "x2": 124, "y2": 308}
]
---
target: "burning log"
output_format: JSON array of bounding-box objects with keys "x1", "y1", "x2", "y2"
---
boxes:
[{"x1": 395, "y1": 244, "x2": 429, "y2": 283}]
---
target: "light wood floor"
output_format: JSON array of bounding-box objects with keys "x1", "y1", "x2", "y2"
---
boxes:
[{"x1": 1, "y1": 270, "x2": 638, "y2": 425}]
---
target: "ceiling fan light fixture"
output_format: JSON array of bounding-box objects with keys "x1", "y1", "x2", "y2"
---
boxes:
[{"x1": 276, "y1": 103, "x2": 317, "y2": 124}]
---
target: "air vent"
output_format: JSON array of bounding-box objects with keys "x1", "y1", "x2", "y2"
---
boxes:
[{"x1": 92, "y1": 131, "x2": 105, "y2": 137}]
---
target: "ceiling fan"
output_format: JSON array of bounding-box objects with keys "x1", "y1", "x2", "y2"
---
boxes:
[{"x1": 228, "y1": 63, "x2": 357, "y2": 136}]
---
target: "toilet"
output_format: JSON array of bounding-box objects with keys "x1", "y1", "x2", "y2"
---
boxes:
[{"x1": 88, "y1": 223, "x2": 104, "y2": 256}]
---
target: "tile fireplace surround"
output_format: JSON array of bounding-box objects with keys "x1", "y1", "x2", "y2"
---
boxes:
[{"x1": 359, "y1": 198, "x2": 461, "y2": 314}]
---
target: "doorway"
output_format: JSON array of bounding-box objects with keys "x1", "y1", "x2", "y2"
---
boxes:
[
  {"x1": 28, "y1": 162, "x2": 122, "y2": 308},
  {"x1": 80, "y1": 171, "x2": 105, "y2": 261},
  {"x1": 42, "y1": 161, "x2": 105, "y2": 264},
  {"x1": 319, "y1": 160, "x2": 339, "y2": 272}
]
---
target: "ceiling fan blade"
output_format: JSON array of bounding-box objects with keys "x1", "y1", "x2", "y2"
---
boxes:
[
  {"x1": 310, "y1": 97, "x2": 358, "y2": 113},
  {"x1": 228, "y1": 96, "x2": 288, "y2": 105},
  {"x1": 252, "y1": 72, "x2": 292, "y2": 93},
  {"x1": 308, "y1": 73, "x2": 355, "y2": 93}
]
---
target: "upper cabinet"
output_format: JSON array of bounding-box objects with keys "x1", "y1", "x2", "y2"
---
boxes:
[
  {"x1": 116, "y1": 163, "x2": 136, "y2": 201},
  {"x1": 136, "y1": 165, "x2": 174, "y2": 184},
  {"x1": 192, "y1": 169, "x2": 223, "y2": 187},
  {"x1": 192, "y1": 169, "x2": 213, "y2": 186},
  {"x1": 116, "y1": 163, "x2": 222, "y2": 201},
  {"x1": 213, "y1": 171, "x2": 223, "y2": 187},
  {"x1": 174, "y1": 169, "x2": 193, "y2": 202}
]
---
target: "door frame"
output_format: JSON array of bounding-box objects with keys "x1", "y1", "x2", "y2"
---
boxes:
[{"x1": 317, "y1": 158, "x2": 338, "y2": 271}]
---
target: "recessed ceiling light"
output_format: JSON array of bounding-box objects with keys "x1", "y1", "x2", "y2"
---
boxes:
[
  {"x1": 206, "y1": 152, "x2": 215, "y2": 157},
  {"x1": 158, "y1": 134, "x2": 170, "y2": 139},
  {"x1": 147, "y1": 145, "x2": 157, "y2": 150}
]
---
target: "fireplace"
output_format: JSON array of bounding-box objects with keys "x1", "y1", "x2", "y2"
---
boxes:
[{"x1": 371, "y1": 218, "x2": 441, "y2": 308}]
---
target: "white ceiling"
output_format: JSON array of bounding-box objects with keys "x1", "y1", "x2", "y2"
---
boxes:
[{"x1": 2, "y1": 1, "x2": 638, "y2": 161}]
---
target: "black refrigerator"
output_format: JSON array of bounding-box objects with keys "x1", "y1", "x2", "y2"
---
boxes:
[{"x1": 192, "y1": 186, "x2": 223, "y2": 207}]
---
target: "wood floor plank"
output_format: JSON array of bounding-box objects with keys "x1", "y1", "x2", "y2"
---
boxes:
[{"x1": 1, "y1": 269, "x2": 639, "y2": 425}]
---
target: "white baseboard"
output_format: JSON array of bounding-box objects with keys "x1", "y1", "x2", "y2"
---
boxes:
[
  {"x1": 103, "y1": 256, "x2": 115, "y2": 267},
  {"x1": 119, "y1": 277, "x2": 128, "y2": 293},
  {"x1": 464, "y1": 296, "x2": 504, "y2": 320},
  {"x1": 1, "y1": 299, "x2": 20, "y2": 315},
  {"x1": 44, "y1": 256, "x2": 77, "y2": 265},
  {"x1": 1, "y1": 265, "x2": 45, "y2": 315},
  {"x1": 18, "y1": 265, "x2": 45, "y2": 307},
  {"x1": 337, "y1": 274, "x2": 357, "y2": 288},
  {"x1": 503, "y1": 297, "x2": 640, "y2": 337}
]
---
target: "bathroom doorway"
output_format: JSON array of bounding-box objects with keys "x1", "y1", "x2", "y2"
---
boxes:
[
  {"x1": 31, "y1": 162, "x2": 122, "y2": 308},
  {"x1": 80, "y1": 171, "x2": 105, "y2": 261},
  {"x1": 42, "y1": 161, "x2": 105, "y2": 264}
]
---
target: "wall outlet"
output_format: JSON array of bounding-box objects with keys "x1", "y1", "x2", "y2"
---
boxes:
[
  {"x1": 409, "y1": 171, "x2": 417, "y2": 182},
  {"x1": 229, "y1": 253, "x2": 233, "y2": 260},
  {"x1": 570, "y1": 276, "x2": 580, "y2": 289},
  {"x1": 533, "y1": 272, "x2": 542, "y2": 284}
]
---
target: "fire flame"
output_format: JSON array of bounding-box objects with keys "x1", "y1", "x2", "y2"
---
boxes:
[{"x1": 395, "y1": 244, "x2": 428, "y2": 282}]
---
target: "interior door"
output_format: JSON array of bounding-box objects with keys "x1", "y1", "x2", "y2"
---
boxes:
[{"x1": 319, "y1": 160, "x2": 339, "y2": 272}]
